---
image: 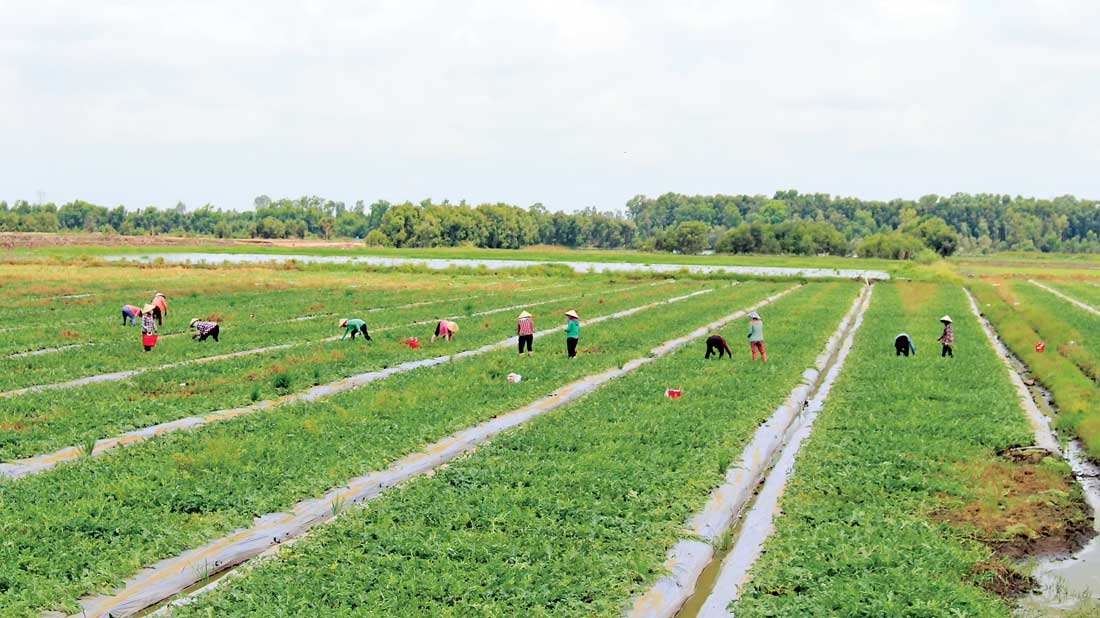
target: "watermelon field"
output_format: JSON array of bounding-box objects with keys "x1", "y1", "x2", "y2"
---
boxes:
[{"x1": 0, "y1": 258, "x2": 1097, "y2": 617}]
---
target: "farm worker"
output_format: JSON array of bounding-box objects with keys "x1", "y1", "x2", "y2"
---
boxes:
[
  {"x1": 190, "y1": 318, "x2": 220, "y2": 342},
  {"x1": 140, "y1": 305, "x2": 157, "y2": 351},
  {"x1": 517, "y1": 311, "x2": 534, "y2": 356},
  {"x1": 339, "y1": 318, "x2": 372, "y2": 341},
  {"x1": 150, "y1": 293, "x2": 168, "y2": 326},
  {"x1": 894, "y1": 333, "x2": 916, "y2": 357},
  {"x1": 121, "y1": 304, "x2": 141, "y2": 326},
  {"x1": 432, "y1": 319, "x2": 458, "y2": 343},
  {"x1": 938, "y1": 315, "x2": 954, "y2": 358},
  {"x1": 705, "y1": 334, "x2": 733, "y2": 360},
  {"x1": 564, "y1": 309, "x2": 580, "y2": 358},
  {"x1": 747, "y1": 312, "x2": 766, "y2": 362}
]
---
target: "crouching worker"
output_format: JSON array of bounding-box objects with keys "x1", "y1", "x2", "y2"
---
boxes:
[
  {"x1": 705, "y1": 334, "x2": 733, "y2": 360},
  {"x1": 339, "y1": 318, "x2": 372, "y2": 341},
  {"x1": 894, "y1": 333, "x2": 915, "y2": 356},
  {"x1": 121, "y1": 304, "x2": 141, "y2": 326},
  {"x1": 190, "y1": 318, "x2": 220, "y2": 342},
  {"x1": 432, "y1": 319, "x2": 458, "y2": 343}
]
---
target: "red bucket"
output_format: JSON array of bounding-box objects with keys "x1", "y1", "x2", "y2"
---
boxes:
[
  {"x1": 1035, "y1": 341, "x2": 1045, "y2": 353},
  {"x1": 142, "y1": 334, "x2": 158, "y2": 348},
  {"x1": 665, "y1": 387, "x2": 682, "y2": 399},
  {"x1": 406, "y1": 337, "x2": 419, "y2": 349}
]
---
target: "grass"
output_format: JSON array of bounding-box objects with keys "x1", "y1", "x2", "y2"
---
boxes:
[
  {"x1": 0, "y1": 281, "x2": 788, "y2": 616},
  {"x1": 164, "y1": 284, "x2": 861, "y2": 617},
  {"x1": 733, "y1": 282, "x2": 1089, "y2": 617}
]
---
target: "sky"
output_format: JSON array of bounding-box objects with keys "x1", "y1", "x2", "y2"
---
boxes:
[{"x1": 3, "y1": 0, "x2": 1100, "y2": 213}]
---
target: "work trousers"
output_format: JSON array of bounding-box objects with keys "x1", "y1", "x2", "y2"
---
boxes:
[
  {"x1": 518, "y1": 334, "x2": 533, "y2": 354},
  {"x1": 566, "y1": 336, "x2": 578, "y2": 358},
  {"x1": 153, "y1": 306, "x2": 163, "y2": 326},
  {"x1": 895, "y1": 340, "x2": 912, "y2": 356},
  {"x1": 349, "y1": 326, "x2": 371, "y2": 340},
  {"x1": 122, "y1": 309, "x2": 136, "y2": 326},
  {"x1": 941, "y1": 344, "x2": 953, "y2": 358}
]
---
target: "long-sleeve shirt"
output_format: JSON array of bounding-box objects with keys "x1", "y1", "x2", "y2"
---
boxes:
[
  {"x1": 707, "y1": 334, "x2": 733, "y2": 356},
  {"x1": 564, "y1": 318, "x2": 580, "y2": 339},
  {"x1": 517, "y1": 318, "x2": 534, "y2": 336},
  {"x1": 895, "y1": 333, "x2": 916, "y2": 352},
  {"x1": 341, "y1": 319, "x2": 366, "y2": 339},
  {"x1": 192, "y1": 321, "x2": 218, "y2": 337},
  {"x1": 141, "y1": 315, "x2": 157, "y2": 335},
  {"x1": 122, "y1": 305, "x2": 141, "y2": 316},
  {"x1": 152, "y1": 296, "x2": 168, "y2": 315},
  {"x1": 747, "y1": 319, "x2": 764, "y2": 342},
  {"x1": 939, "y1": 324, "x2": 954, "y2": 345}
]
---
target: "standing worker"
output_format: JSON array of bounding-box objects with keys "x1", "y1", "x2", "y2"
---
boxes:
[
  {"x1": 190, "y1": 318, "x2": 220, "y2": 342},
  {"x1": 431, "y1": 319, "x2": 458, "y2": 343},
  {"x1": 938, "y1": 315, "x2": 954, "y2": 358},
  {"x1": 339, "y1": 318, "x2": 372, "y2": 341},
  {"x1": 894, "y1": 333, "x2": 916, "y2": 357},
  {"x1": 705, "y1": 334, "x2": 733, "y2": 360},
  {"x1": 747, "y1": 311, "x2": 766, "y2": 362},
  {"x1": 564, "y1": 310, "x2": 580, "y2": 358},
  {"x1": 517, "y1": 311, "x2": 534, "y2": 357},
  {"x1": 150, "y1": 293, "x2": 168, "y2": 326},
  {"x1": 140, "y1": 304, "x2": 158, "y2": 351},
  {"x1": 121, "y1": 304, "x2": 141, "y2": 326}
]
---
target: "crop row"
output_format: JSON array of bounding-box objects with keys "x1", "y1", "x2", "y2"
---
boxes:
[
  {"x1": 969, "y1": 279, "x2": 1100, "y2": 457},
  {"x1": 154, "y1": 283, "x2": 861, "y2": 617},
  {"x1": 0, "y1": 273, "x2": 574, "y2": 355},
  {"x1": 732, "y1": 283, "x2": 1088, "y2": 617},
  {"x1": 0, "y1": 277, "x2": 632, "y2": 392},
  {"x1": 0, "y1": 280, "x2": 787, "y2": 616},
  {"x1": 0, "y1": 279, "x2": 682, "y2": 462}
]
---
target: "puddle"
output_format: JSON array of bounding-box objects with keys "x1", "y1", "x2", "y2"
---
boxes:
[{"x1": 105, "y1": 253, "x2": 890, "y2": 280}]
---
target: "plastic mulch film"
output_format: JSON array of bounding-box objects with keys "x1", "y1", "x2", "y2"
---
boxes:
[
  {"x1": 62, "y1": 286, "x2": 798, "y2": 618},
  {"x1": 626, "y1": 285, "x2": 872, "y2": 618}
]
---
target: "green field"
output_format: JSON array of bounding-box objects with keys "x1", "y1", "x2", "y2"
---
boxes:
[{"x1": 0, "y1": 252, "x2": 1094, "y2": 617}]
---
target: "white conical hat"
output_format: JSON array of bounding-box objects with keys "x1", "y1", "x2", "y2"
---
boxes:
[
  {"x1": 940, "y1": 315, "x2": 952, "y2": 323},
  {"x1": 518, "y1": 311, "x2": 532, "y2": 319},
  {"x1": 338, "y1": 318, "x2": 348, "y2": 327},
  {"x1": 564, "y1": 310, "x2": 579, "y2": 319}
]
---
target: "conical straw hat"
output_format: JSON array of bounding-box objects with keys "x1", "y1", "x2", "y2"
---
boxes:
[
  {"x1": 940, "y1": 315, "x2": 952, "y2": 323},
  {"x1": 518, "y1": 311, "x2": 532, "y2": 319},
  {"x1": 338, "y1": 318, "x2": 348, "y2": 327},
  {"x1": 564, "y1": 310, "x2": 579, "y2": 319}
]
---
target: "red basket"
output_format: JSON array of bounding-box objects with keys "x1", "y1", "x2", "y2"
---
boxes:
[
  {"x1": 1035, "y1": 341, "x2": 1045, "y2": 353},
  {"x1": 142, "y1": 334, "x2": 158, "y2": 348},
  {"x1": 406, "y1": 337, "x2": 419, "y2": 349},
  {"x1": 665, "y1": 387, "x2": 682, "y2": 399}
]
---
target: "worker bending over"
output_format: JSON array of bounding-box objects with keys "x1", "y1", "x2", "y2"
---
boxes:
[
  {"x1": 705, "y1": 334, "x2": 733, "y2": 359},
  {"x1": 150, "y1": 293, "x2": 168, "y2": 326},
  {"x1": 339, "y1": 318, "x2": 372, "y2": 341},
  {"x1": 432, "y1": 319, "x2": 458, "y2": 343},
  {"x1": 190, "y1": 318, "x2": 220, "y2": 342},
  {"x1": 121, "y1": 304, "x2": 141, "y2": 326},
  {"x1": 894, "y1": 333, "x2": 915, "y2": 356}
]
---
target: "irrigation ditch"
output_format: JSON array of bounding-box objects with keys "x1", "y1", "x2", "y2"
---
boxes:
[
  {"x1": 54, "y1": 288, "x2": 799, "y2": 618},
  {"x1": 965, "y1": 288, "x2": 1100, "y2": 616},
  {"x1": 625, "y1": 284, "x2": 873, "y2": 618},
  {"x1": 1, "y1": 282, "x2": 707, "y2": 480}
]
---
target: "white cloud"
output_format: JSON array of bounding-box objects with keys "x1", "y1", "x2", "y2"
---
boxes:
[{"x1": 2, "y1": 0, "x2": 1100, "y2": 210}]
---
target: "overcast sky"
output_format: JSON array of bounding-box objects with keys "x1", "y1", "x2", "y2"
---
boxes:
[{"x1": 3, "y1": 1, "x2": 1099, "y2": 213}]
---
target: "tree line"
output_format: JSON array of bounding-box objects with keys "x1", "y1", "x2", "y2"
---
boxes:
[{"x1": 3, "y1": 190, "x2": 1099, "y2": 258}]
